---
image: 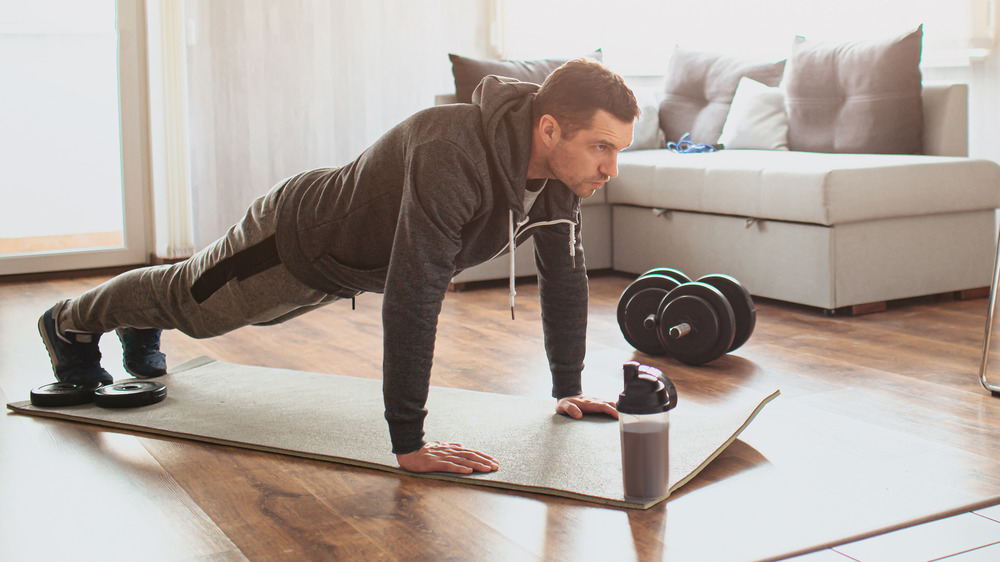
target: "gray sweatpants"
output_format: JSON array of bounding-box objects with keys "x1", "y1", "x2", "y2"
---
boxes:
[{"x1": 62, "y1": 183, "x2": 344, "y2": 339}]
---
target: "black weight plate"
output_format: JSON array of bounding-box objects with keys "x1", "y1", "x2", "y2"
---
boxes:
[
  {"x1": 94, "y1": 381, "x2": 167, "y2": 409},
  {"x1": 698, "y1": 274, "x2": 756, "y2": 351},
  {"x1": 30, "y1": 381, "x2": 101, "y2": 407},
  {"x1": 622, "y1": 288, "x2": 671, "y2": 355},
  {"x1": 657, "y1": 282, "x2": 736, "y2": 365},
  {"x1": 617, "y1": 275, "x2": 683, "y2": 355},
  {"x1": 638, "y1": 267, "x2": 691, "y2": 285}
]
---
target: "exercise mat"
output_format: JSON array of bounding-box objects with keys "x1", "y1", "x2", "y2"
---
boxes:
[{"x1": 7, "y1": 356, "x2": 779, "y2": 509}]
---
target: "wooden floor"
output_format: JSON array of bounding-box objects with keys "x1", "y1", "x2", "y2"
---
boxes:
[{"x1": 2, "y1": 271, "x2": 1000, "y2": 561}]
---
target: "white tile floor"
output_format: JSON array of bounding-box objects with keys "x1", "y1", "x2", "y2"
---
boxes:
[{"x1": 788, "y1": 504, "x2": 1000, "y2": 562}]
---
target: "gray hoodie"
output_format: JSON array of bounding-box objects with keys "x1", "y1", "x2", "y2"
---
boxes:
[{"x1": 274, "y1": 76, "x2": 588, "y2": 454}]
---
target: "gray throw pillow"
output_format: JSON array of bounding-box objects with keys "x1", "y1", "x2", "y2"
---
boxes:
[
  {"x1": 658, "y1": 47, "x2": 786, "y2": 145},
  {"x1": 449, "y1": 50, "x2": 603, "y2": 104},
  {"x1": 783, "y1": 26, "x2": 924, "y2": 154}
]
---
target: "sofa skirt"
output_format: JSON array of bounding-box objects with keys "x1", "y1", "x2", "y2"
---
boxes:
[{"x1": 611, "y1": 205, "x2": 996, "y2": 310}]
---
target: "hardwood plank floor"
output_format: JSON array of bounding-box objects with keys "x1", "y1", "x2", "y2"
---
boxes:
[{"x1": 2, "y1": 271, "x2": 1000, "y2": 561}]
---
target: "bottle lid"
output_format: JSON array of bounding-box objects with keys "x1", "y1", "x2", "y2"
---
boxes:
[{"x1": 616, "y1": 361, "x2": 677, "y2": 414}]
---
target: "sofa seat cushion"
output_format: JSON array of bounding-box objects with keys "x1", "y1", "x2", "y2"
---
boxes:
[{"x1": 608, "y1": 150, "x2": 1000, "y2": 226}]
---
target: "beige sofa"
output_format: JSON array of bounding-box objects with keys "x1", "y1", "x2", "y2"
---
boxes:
[{"x1": 446, "y1": 84, "x2": 1000, "y2": 313}]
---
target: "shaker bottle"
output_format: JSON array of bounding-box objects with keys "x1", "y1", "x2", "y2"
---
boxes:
[{"x1": 616, "y1": 361, "x2": 677, "y2": 500}]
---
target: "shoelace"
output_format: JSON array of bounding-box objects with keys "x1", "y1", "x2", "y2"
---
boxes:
[{"x1": 666, "y1": 133, "x2": 721, "y2": 154}]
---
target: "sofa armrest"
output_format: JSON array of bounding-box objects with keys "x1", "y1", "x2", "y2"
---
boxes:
[
  {"x1": 922, "y1": 83, "x2": 969, "y2": 157},
  {"x1": 435, "y1": 93, "x2": 458, "y2": 106}
]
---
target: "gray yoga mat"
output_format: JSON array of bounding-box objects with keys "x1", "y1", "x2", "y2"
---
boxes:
[{"x1": 7, "y1": 356, "x2": 779, "y2": 509}]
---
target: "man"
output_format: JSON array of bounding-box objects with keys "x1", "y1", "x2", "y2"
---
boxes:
[{"x1": 38, "y1": 58, "x2": 640, "y2": 474}]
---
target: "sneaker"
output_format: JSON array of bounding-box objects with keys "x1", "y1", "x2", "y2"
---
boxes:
[
  {"x1": 38, "y1": 302, "x2": 113, "y2": 386},
  {"x1": 116, "y1": 327, "x2": 167, "y2": 378}
]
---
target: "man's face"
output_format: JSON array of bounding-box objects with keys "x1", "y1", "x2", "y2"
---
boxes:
[{"x1": 547, "y1": 110, "x2": 634, "y2": 198}]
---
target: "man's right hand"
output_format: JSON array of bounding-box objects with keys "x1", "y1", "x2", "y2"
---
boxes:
[{"x1": 396, "y1": 441, "x2": 499, "y2": 474}]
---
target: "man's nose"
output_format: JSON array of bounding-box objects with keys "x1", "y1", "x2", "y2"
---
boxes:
[{"x1": 600, "y1": 154, "x2": 619, "y2": 179}]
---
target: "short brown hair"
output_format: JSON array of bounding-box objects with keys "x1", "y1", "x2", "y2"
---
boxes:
[{"x1": 532, "y1": 58, "x2": 640, "y2": 138}]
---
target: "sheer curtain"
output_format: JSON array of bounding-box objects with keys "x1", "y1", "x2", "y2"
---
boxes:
[
  {"x1": 146, "y1": 0, "x2": 195, "y2": 260},
  {"x1": 499, "y1": 0, "x2": 996, "y2": 74}
]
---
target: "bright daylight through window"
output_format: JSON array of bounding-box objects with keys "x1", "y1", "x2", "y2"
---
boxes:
[
  {"x1": 499, "y1": 0, "x2": 994, "y2": 74},
  {"x1": 0, "y1": 0, "x2": 124, "y2": 257}
]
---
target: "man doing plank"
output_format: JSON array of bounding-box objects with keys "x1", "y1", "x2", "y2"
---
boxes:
[{"x1": 38, "y1": 58, "x2": 639, "y2": 474}]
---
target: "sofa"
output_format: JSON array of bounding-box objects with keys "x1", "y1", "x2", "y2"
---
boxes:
[{"x1": 444, "y1": 28, "x2": 1000, "y2": 313}]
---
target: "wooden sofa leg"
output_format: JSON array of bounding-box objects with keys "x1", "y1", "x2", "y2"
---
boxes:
[
  {"x1": 954, "y1": 287, "x2": 989, "y2": 300},
  {"x1": 848, "y1": 301, "x2": 888, "y2": 315},
  {"x1": 825, "y1": 301, "x2": 888, "y2": 316}
]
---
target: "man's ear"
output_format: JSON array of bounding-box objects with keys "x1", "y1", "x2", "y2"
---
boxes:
[{"x1": 537, "y1": 114, "x2": 561, "y2": 147}]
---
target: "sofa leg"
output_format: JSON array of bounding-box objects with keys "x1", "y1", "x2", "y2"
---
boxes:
[
  {"x1": 954, "y1": 287, "x2": 989, "y2": 300},
  {"x1": 848, "y1": 302, "x2": 888, "y2": 315},
  {"x1": 824, "y1": 301, "x2": 888, "y2": 316}
]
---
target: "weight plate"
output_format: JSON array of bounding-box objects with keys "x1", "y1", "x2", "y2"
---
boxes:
[
  {"x1": 698, "y1": 274, "x2": 756, "y2": 352},
  {"x1": 638, "y1": 267, "x2": 691, "y2": 285},
  {"x1": 657, "y1": 282, "x2": 736, "y2": 365},
  {"x1": 617, "y1": 274, "x2": 683, "y2": 355},
  {"x1": 622, "y1": 288, "x2": 671, "y2": 355},
  {"x1": 94, "y1": 381, "x2": 167, "y2": 409},
  {"x1": 29, "y1": 381, "x2": 101, "y2": 407}
]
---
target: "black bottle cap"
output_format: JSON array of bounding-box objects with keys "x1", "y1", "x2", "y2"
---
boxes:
[{"x1": 616, "y1": 361, "x2": 677, "y2": 414}]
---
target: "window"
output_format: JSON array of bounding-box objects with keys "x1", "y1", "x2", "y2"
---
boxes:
[
  {"x1": 0, "y1": 0, "x2": 149, "y2": 275},
  {"x1": 499, "y1": 0, "x2": 995, "y2": 75}
]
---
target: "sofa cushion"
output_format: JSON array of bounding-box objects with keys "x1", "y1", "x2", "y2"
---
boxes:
[
  {"x1": 783, "y1": 26, "x2": 924, "y2": 154},
  {"x1": 608, "y1": 149, "x2": 1000, "y2": 226},
  {"x1": 624, "y1": 86, "x2": 666, "y2": 151},
  {"x1": 448, "y1": 51, "x2": 603, "y2": 104},
  {"x1": 658, "y1": 47, "x2": 785, "y2": 146},
  {"x1": 717, "y1": 77, "x2": 789, "y2": 150}
]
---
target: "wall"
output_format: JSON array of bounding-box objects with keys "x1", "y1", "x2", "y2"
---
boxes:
[
  {"x1": 920, "y1": 1, "x2": 1000, "y2": 163},
  {"x1": 183, "y1": 0, "x2": 491, "y2": 247}
]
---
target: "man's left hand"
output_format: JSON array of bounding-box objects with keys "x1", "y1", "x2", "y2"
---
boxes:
[{"x1": 556, "y1": 395, "x2": 619, "y2": 420}]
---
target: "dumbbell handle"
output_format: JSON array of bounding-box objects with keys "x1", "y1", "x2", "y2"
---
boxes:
[
  {"x1": 644, "y1": 316, "x2": 692, "y2": 340},
  {"x1": 669, "y1": 323, "x2": 691, "y2": 339},
  {"x1": 644, "y1": 314, "x2": 657, "y2": 330}
]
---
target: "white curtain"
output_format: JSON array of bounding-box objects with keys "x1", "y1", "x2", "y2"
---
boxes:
[
  {"x1": 499, "y1": 0, "x2": 996, "y2": 74},
  {"x1": 145, "y1": 0, "x2": 195, "y2": 259}
]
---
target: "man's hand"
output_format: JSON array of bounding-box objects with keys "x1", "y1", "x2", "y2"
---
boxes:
[
  {"x1": 556, "y1": 395, "x2": 619, "y2": 420},
  {"x1": 396, "y1": 441, "x2": 499, "y2": 474}
]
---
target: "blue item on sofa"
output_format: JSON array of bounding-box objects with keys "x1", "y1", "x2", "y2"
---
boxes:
[{"x1": 667, "y1": 133, "x2": 721, "y2": 153}]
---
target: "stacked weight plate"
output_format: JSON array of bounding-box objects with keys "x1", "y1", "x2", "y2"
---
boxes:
[{"x1": 30, "y1": 380, "x2": 167, "y2": 408}]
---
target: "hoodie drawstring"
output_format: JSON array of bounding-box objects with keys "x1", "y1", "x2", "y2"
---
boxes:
[
  {"x1": 509, "y1": 210, "x2": 517, "y2": 320},
  {"x1": 568, "y1": 222, "x2": 576, "y2": 259},
  {"x1": 506, "y1": 211, "x2": 579, "y2": 321}
]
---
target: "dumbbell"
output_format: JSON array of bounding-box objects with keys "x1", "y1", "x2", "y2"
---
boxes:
[{"x1": 617, "y1": 269, "x2": 756, "y2": 365}]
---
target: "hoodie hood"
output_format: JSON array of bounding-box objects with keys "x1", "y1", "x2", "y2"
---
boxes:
[
  {"x1": 471, "y1": 75, "x2": 539, "y2": 221},
  {"x1": 472, "y1": 76, "x2": 579, "y2": 320}
]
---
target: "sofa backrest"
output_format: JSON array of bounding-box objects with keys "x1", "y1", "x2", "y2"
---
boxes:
[{"x1": 436, "y1": 83, "x2": 969, "y2": 157}]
